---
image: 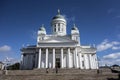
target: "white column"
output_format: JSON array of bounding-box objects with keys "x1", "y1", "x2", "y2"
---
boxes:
[
  {"x1": 20, "y1": 54, "x2": 23, "y2": 69},
  {"x1": 38, "y1": 48, "x2": 41, "y2": 68},
  {"x1": 75, "y1": 48, "x2": 78, "y2": 68},
  {"x1": 61, "y1": 48, "x2": 63, "y2": 68},
  {"x1": 35, "y1": 53, "x2": 38, "y2": 68},
  {"x1": 95, "y1": 54, "x2": 99, "y2": 69},
  {"x1": 45, "y1": 48, "x2": 48, "y2": 68},
  {"x1": 93, "y1": 54, "x2": 96, "y2": 69},
  {"x1": 23, "y1": 54, "x2": 26, "y2": 69},
  {"x1": 84, "y1": 54, "x2": 87, "y2": 69},
  {"x1": 80, "y1": 53, "x2": 83, "y2": 69},
  {"x1": 89, "y1": 54, "x2": 92, "y2": 69},
  {"x1": 73, "y1": 50, "x2": 76, "y2": 68},
  {"x1": 26, "y1": 55, "x2": 28, "y2": 69},
  {"x1": 78, "y1": 53, "x2": 82, "y2": 69},
  {"x1": 53, "y1": 48, "x2": 55, "y2": 68},
  {"x1": 67, "y1": 48, "x2": 70, "y2": 68}
]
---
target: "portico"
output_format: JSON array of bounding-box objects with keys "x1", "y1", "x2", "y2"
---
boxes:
[{"x1": 37, "y1": 47, "x2": 78, "y2": 68}]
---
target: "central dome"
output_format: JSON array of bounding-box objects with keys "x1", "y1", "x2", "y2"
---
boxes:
[
  {"x1": 52, "y1": 14, "x2": 65, "y2": 19},
  {"x1": 52, "y1": 9, "x2": 66, "y2": 20},
  {"x1": 51, "y1": 9, "x2": 67, "y2": 36}
]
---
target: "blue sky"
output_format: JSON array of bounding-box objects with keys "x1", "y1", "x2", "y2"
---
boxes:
[{"x1": 0, "y1": 0, "x2": 120, "y2": 66}]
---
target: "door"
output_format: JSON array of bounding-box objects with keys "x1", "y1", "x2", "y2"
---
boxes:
[{"x1": 56, "y1": 58, "x2": 60, "y2": 68}]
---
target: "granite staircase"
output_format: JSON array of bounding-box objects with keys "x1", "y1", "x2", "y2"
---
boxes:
[{"x1": 0, "y1": 68, "x2": 119, "y2": 80}]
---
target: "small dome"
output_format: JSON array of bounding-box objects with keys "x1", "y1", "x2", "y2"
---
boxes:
[
  {"x1": 72, "y1": 24, "x2": 78, "y2": 30},
  {"x1": 39, "y1": 24, "x2": 46, "y2": 31}
]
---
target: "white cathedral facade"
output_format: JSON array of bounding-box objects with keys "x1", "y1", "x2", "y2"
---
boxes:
[{"x1": 20, "y1": 10, "x2": 98, "y2": 70}]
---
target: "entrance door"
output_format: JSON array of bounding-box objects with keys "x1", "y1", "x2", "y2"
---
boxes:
[{"x1": 56, "y1": 58, "x2": 60, "y2": 68}]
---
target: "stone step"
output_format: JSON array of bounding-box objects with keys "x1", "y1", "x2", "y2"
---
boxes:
[
  {"x1": 1, "y1": 68, "x2": 113, "y2": 75},
  {"x1": 0, "y1": 68, "x2": 119, "y2": 80},
  {"x1": 0, "y1": 73, "x2": 119, "y2": 80}
]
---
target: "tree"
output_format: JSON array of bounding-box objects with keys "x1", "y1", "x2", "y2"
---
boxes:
[{"x1": 7, "y1": 62, "x2": 20, "y2": 70}]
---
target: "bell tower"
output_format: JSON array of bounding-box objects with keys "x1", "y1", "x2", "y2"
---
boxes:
[{"x1": 71, "y1": 24, "x2": 80, "y2": 46}]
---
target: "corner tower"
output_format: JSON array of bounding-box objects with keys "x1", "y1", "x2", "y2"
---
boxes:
[
  {"x1": 71, "y1": 24, "x2": 80, "y2": 46},
  {"x1": 51, "y1": 9, "x2": 67, "y2": 36}
]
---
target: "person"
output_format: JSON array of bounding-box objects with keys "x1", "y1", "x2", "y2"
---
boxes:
[
  {"x1": 56, "y1": 67, "x2": 58, "y2": 73},
  {"x1": 97, "y1": 69, "x2": 100, "y2": 74},
  {"x1": 46, "y1": 68, "x2": 49, "y2": 73}
]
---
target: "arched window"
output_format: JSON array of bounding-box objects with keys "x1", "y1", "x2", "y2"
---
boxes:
[
  {"x1": 58, "y1": 23, "x2": 60, "y2": 31},
  {"x1": 54, "y1": 27, "x2": 56, "y2": 32},
  {"x1": 54, "y1": 25, "x2": 56, "y2": 32}
]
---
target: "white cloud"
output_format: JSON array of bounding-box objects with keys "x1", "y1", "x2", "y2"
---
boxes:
[
  {"x1": 116, "y1": 15, "x2": 120, "y2": 18},
  {"x1": 118, "y1": 34, "x2": 120, "y2": 39},
  {"x1": 0, "y1": 45, "x2": 11, "y2": 52},
  {"x1": 112, "y1": 46, "x2": 120, "y2": 50},
  {"x1": 99, "y1": 58, "x2": 120, "y2": 66},
  {"x1": 31, "y1": 31, "x2": 37, "y2": 40},
  {"x1": 63, "y1": 14, "x2": 75, "y2": 24},
  {"x1": 107, "y1": 8, "x2": 114, "y2": 14},
  {"x1": 103, "y1": 52, "x2": 120, "y2": 59},
  {"x1": 97, "y1": 39, "x2": 120, "y2": 52}
]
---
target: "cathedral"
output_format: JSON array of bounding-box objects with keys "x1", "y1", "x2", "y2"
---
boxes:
[{"x1": 20, "y1": 10, "x2": 98, "y2": 70}]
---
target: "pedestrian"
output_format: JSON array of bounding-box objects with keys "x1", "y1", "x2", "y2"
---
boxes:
[
  {"x1": 56, "y1": 67, "x2": 58, "y2": 73},
  {"x1": 46, "y1": 68, "x2": 49, "y2": 73}
]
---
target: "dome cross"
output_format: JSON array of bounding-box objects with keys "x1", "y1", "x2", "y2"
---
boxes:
[{"x1": 58, "y1": 9, "x2": 60, "y2": 15}]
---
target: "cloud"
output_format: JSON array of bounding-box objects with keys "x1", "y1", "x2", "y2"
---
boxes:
[
  {"x1": 107, "y1": 8, "x2": 120, "y2": 19},
  {"x1": 99, "y1": 58, "x2": 120, "y2": 66},
  {"x1": 31, "y1": 31, "x2": 37, "y2": 40},
  {"x1": 98, "y1": 52, "x2": 120, "y2": 66},
  {"x1": 118, "y1": 34, "x2": 120, "y2": 39},
  {"x1": 63, "y1": 14, "x2": 75, "y2": 24},
  {"x1": 116, "y1": 15, "x2": 120, "y2": 18},
  {"x1": 107, "y1": 8, "x2": 114, "y2": 14},
  {"x1": 97, "y1": 39, "x2": 120, "y2": 52},
  {"x1": 0, "y1": 45, "x2": 11, "y2": 52},
  {"x1": 103, "y1": 52, "x2": 120, "y2": 59},
  {"x1": 112, "y1": 46, "x2": 120, "y2": 50}
]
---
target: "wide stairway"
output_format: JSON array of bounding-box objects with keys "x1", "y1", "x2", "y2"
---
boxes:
[{"x1": 0, "y1": 68, "x2": 119, "y2": 80}]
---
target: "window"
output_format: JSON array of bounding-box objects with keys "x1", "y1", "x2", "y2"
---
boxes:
[
  {"x1": 82, "y1": 61, "x2": 84, "y2": 67},
  {"x1": 62, "y1": 27, "x2": 64, "y2": 31},
  {"x1": 58, "y1": 23, "x2": 60, "y2": 27},
  {"x1": 54, "y1": 25, "x2": 57, "y2": 32},
  {"x1": 82, "y1": 55, "x2": 84, "y2": 57},
  {"x1": 54, "y1": 28, "x2": 56, "y2": 32},
  {"x1": 58, "y1": 27, "x2": 60, "y2": 31}
]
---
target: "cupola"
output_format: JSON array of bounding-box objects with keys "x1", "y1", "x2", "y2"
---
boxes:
[
  {"x1": 38, "y1": 24, "x2": 46, "y2": 35},
  {"x1": 51, "y1": 9, "x2": 67, "y2": 36}
]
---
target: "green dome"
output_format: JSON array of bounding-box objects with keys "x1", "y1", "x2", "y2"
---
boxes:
[
  {"x1": 52, "y1": 14, "x2": 65, "y2": 19},
  {"x1": 39, "y1": 25, "x2": 46, "y2": 31},
  {"x1": 72, "y1": 24, "x2": 78, "y2": 30},
  {"x1": 52, "y1": 9, "x2": 65, "y2": 20}
]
